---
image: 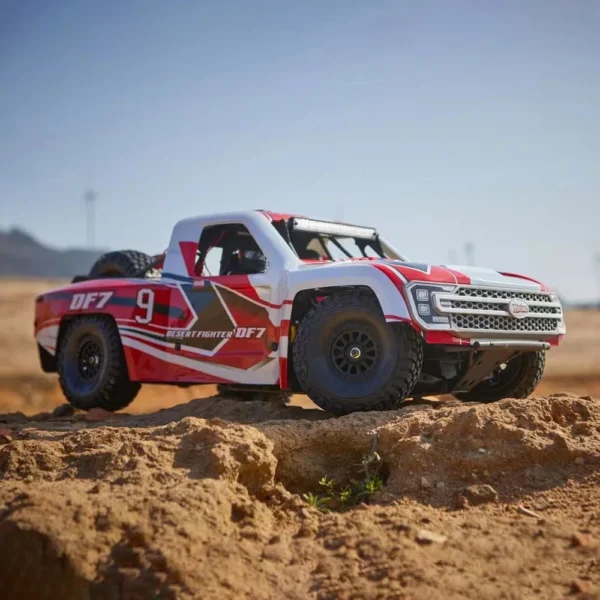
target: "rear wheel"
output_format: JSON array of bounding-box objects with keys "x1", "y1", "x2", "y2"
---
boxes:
[
  {"x1": 57, "y1": 316, "x2": 140, "y2": 411},
  {"x1": 454, "y1": 351, "x2": 545, "y2": 403},
  {"x1": 292, "y1": 291, "x2": 423, "y2": 415},
  {"x1": 89, "y1": 250, "x2": 155, "y2": 279}
]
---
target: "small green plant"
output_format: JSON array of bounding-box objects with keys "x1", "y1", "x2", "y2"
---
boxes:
[
  {"x1": 302, "y1": 492, "x2": 331, "y2": 512},
  {"x1": 319, "y1": 476, "x2": 336, "y2": 495},
  {"x1": 302, "y1": 440, "x2": 386, "y2": 512}
]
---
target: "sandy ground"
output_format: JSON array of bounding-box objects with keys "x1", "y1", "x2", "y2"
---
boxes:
[{"x1": 1, "y1": 278, "x2": 599, "y2": 599}]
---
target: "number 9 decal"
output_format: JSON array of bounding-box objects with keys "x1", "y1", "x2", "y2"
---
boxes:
[{"x1": 135, "y1": 288, "x2": 155, "y2": 324}]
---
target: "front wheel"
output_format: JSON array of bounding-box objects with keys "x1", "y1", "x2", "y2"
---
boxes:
[
  {"x1": 454, "y1": 350, "x2": 545, "y2": 403},
  {"x1": 292, "y1": 292, "x2": 423, "y2": 415},
  {"x1": 57, "y1": 316, "x2": 141, "y2": 411}
]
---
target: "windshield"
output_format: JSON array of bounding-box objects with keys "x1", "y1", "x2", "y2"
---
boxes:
[
  {"x1": 269, "y1": 216, "x2": 405, "y2": 261},
  {"x1": 289, "y1": 230, "x2": 403, "y2": 261}
]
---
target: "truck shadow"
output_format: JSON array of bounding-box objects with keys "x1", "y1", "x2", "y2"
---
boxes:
[{"x1": 0, "y1": 394, "x2": 448, "y2": 431}]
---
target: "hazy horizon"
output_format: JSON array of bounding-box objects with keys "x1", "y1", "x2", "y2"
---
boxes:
[{"x1": 1, "y1": 0, "x2": 599, "y2": 302}]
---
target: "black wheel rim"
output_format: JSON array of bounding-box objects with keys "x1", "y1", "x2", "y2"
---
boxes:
[
  {"x1": 308, "y1": 313, "x2": 398, "y2": 400},
  {"x1": 331, "y1": 330, "x2": 379, "y2": 376},
  {"x1": 63, "y1": 331, "x2": 107, "y2": 396},
  {"x1": 77, "y1": 338, "x2": 104, "y2": 381}
]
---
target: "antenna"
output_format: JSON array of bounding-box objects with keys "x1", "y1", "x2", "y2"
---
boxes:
[
  {"x1": 595, "y1": 252, "x2": 600, "y2": 308},
  {"x1": 464, "y1": 242, "x2": 475, "y2": 266},
  {"x1": 84, "y1": 190, "x2": 96, "y2": 248}
]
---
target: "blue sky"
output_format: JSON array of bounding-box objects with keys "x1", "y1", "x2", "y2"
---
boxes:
[{"x1": 1, "y1": 0, "x2": 598, "y2": 301}]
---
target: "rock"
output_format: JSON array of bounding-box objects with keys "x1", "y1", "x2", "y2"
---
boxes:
[
  {"x1": 459, "y1": 484, "x2": 498, "y2": 506},
  {"x1": 571, "y1": 532, "x2": 596, "y2": 549},
  {"x1": 436, "y1": 482, "x2": 445, "y2": 492},
  {"x1": 420, "y1": 476, "x2": 432, "y2": 489},
  {"x1": 51, "y1": 404, "x2": 76, "y2": 418},
  {"x1": 456, "y1": 494, "x2": 469, "y2": 509},
  {"x1": 532, "y1": 499, "x2": 551, "y2": 511},
  {"x1": 574, "y1": 456, "x2": 585, "y2": 466},
  {"x1": 415, "y1": 529, "x2": 447, "y2": 545},
  {"x1": 0, "y1": 429, "x2": 12, "y2": 444},
  {"x1": 570, "y1": 578, "x2": 596, "y2": 594}
]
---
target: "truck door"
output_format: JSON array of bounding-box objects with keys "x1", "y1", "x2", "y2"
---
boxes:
[{"x1": 168, "y1": 222, "x2": 280, "y2": 383}]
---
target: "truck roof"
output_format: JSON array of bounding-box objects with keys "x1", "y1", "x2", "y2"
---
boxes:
[{"x1": 257, "y1": 210, "x2": 307, "y2": 222}]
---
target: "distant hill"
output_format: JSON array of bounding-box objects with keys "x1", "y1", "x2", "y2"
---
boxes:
[{"x1": 0, "y1": 227, "x2": 106, "y2": 278}]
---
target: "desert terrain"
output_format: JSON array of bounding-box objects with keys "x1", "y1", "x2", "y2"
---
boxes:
[{"x1": 1, "y1": 278, "x2": 600, "y2": 599}]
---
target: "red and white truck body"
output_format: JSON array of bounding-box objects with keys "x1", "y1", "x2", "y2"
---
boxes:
[{"x1": 34, "y1": 210, "x2": 565, "y2": 402}]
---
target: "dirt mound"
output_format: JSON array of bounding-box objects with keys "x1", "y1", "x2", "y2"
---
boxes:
[
  {"x1": 1, "y1": 394, "x2": 600, "y2": 599},
  {"x1": 264, "y1": 393, "x2": 600, "y2": 503}
]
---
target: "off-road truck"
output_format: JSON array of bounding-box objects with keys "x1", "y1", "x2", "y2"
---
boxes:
[{"x1": 35, "y1": 210, "x2": 565, "y2": 415}]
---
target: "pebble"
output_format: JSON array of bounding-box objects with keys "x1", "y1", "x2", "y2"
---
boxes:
[
  {"x1": 420, "y1": 476, "x2": 432, "y2": 489},
  {"x1": 574, "y1": 457, "x2": 585, "y2": 466},
  {"x1": 459, "y1": 484, "x2": 498, "y2": 506},
  {"x1": 532, "y1": 499, "x2": 551, "y2": 511},
  {"x1": 456, "y1": 494, "x2": 469, "y2": 509},
  {"x1": 51, "y1": 403, "x2": 76, "y2": 418},
  {"x1": 415, "y1": 529, "x2": 448, "y2": 545},
  {"x1": 571, "y1": 532, "x2": 596, "y2": 549},
  {"x1": 570, "y1": 578, "x2": 597, "y2": 595},
  {"x1": 517, "y1": 505, "x2": 542, "y2": 519}
]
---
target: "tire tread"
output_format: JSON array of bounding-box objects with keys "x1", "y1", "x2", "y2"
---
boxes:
[
  {"x1": 89, "y1": 250, "x2": 155, "y2": 279},
  {"x1": 455, "y1": 351, "x2": 546, "y2": 403},
  {"x1": 293, "y1": 290, "x2": 423, "y2": 415},
  {"x1": 57, "y1": 315, "x2": 140, "y2": 411}
]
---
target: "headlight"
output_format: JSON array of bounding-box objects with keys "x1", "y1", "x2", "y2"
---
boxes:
[
  {"x1": 407, "y1": 283, "x2": 455, "y2": 328},
  {"x1": 418, "y1": 303, "x2": 431, "y2": 316}
]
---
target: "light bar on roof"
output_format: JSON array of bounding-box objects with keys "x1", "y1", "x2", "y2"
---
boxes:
[{"x1": 291, "y1": 217, "x2": 377, "y2": 239}]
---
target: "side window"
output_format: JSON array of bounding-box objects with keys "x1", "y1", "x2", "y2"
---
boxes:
[
  {"x1": 196, "y1": 223, "x2": 268, "y2": 277},
  {"x1": 202, "y1": 245, "x2": 223, "y2": 276}
]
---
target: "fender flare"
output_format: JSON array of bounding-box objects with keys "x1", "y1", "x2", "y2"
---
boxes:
[{"x1": 278, "y1": 263, "x2": 416, "y2": 388}]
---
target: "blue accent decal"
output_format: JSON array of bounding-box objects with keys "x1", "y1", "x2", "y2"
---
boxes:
[{"x1": 162, "y1": 272, "x2": 194, "y2": 283}]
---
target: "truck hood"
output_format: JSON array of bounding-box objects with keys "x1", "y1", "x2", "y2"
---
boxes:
[{"x1": 299, "y1": 259, "x2": 547, "y2": 291}]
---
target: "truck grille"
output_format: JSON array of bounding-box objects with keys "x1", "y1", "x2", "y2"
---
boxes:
[{"x1": 436, "y1": 286, "x2": 563, "y2": 334}]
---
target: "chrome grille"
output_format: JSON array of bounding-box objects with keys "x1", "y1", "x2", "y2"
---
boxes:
[
  {"x1": 455, "y1": 288, "x2": 553, "y2": 302},
  {"x1": 450, "y1": 300, "x2": 562, "y2": 315},
  {"x1": 434, "y1": 286, "x2": 563, "y2": 334},
  {"x1": 453, "y1": 314, "x2": 559, "y2": 332}
]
